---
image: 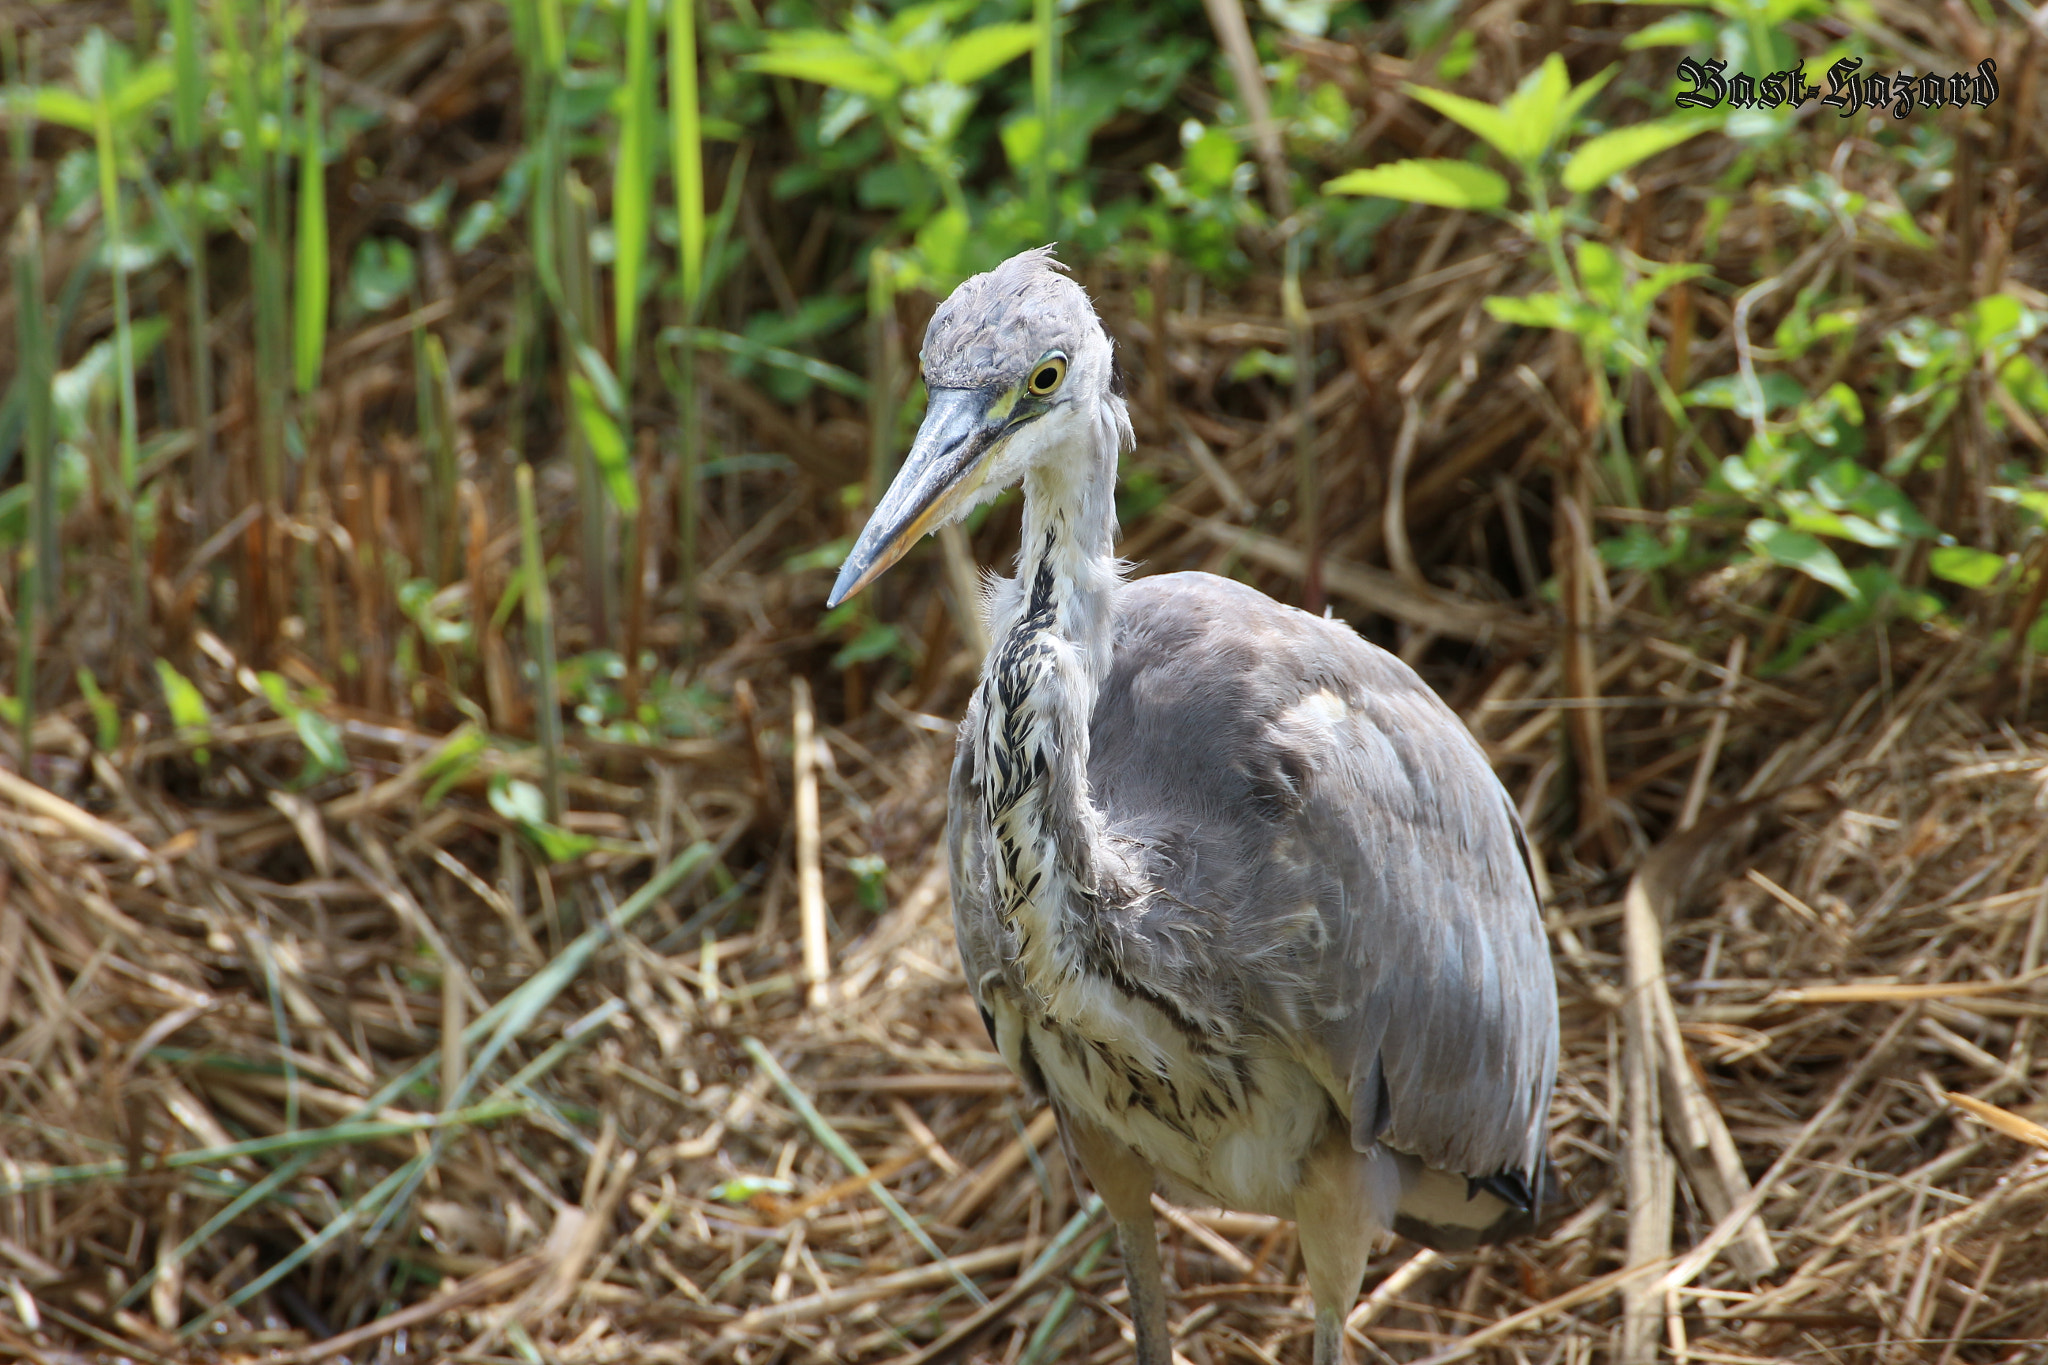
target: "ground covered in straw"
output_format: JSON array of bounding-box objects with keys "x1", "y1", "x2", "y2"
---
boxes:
[{"x1": 5, "y1": 1, "x2": 2048, "y2": 1363}]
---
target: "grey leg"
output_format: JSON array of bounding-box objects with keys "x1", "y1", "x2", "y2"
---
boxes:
[
  {"x1": 1294, "y1": 1135, "x2": 1401, "y2": 1365},
  {"x1": 1062, "y1": 1113, "x2": 1170, "y2": 1365}
]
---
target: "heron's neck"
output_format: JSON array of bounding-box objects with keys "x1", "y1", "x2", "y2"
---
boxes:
[{"x1": 978, "y1": 423, "x2": 1122, "y2": 998}]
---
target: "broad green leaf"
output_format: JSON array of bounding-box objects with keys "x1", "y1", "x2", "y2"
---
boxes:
[
  {"x1": 1929, "y1": 546, "x2": 2006, "y2": 590},
  {"x1": 568, "y1": 374, "x2": 638, "y2": 514},
  {"x1": 1747, "y1": 519, "x2": 1858, "y2": 598},
  {"x1": 744, "y1": 47, "x2": 897, "y2": 100},
  {"x1": 1504, "y1": 54, "x2": 1571, "y2": 160},
  {"x1": 1992, "y1": 484, "x2": 2048, "y2": 527},
  {"x1": 1404, "y1": 85, "x2": 1524, "y2": 163},
  {"x1": 941, "y1": 24, "x2": 1036, "y2": 85},
  {"x1": 1563, "y1": 116, "x2": 1712, "y2": 193},
  {"x1": 1184, "y1": 125, "x2": 1241, "y2": 195},
  {"x1": 1323, "y1": 159, "x2": 1508, "y2": 211},
  {"x1": 1777, "y1": 493, "x2": 1898, "y2": 548}
]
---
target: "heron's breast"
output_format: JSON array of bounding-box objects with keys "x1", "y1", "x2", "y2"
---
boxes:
[{"x1": 991, "y1": 976, "x2": 1330, "y2": 1218}]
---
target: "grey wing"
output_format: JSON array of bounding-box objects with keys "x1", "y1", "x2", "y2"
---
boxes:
[{"x1": 1087, "y1": 573, "x2": 1558, "y2": 1186}]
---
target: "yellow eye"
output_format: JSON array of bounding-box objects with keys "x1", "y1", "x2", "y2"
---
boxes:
[{"x1": 1028, "y1": 355, "x2": 1067, "y2": 396}]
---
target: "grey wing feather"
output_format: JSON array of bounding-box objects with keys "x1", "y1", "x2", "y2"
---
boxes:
[{"x1": 1083, "y1": 573, "x2": 1557, "y2": 1184}]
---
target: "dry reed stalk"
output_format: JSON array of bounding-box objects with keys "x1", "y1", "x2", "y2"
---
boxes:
[{"x1": 793, "y1": 677, "x2": 830, "y2": 1008}]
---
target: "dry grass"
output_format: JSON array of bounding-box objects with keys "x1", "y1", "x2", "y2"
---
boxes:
[{"x1": 4, "y1": 0, "x2": 2048, "y2": 1362}]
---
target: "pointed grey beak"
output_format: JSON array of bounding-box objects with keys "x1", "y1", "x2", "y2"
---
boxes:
[{"x1": 827, "y1": 387, "x2": 1000, "y2": 607}]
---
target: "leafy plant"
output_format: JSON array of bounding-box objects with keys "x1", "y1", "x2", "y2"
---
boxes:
[
  {"x1": 1326, "y1": 55, "x2": 1718, "y2": 489},
  {"x1": 742, "y1": 0, "x2": 1038, "y2": 283}
]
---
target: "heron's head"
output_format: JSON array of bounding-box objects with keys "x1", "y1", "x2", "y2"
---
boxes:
[{"x1": 828, "y1": 246, "x2": 1120, "y2": 606}]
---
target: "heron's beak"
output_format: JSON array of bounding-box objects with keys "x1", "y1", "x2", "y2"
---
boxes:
[{"x1": 827, "y1": 387, "x2": 1002, "y2": 607}]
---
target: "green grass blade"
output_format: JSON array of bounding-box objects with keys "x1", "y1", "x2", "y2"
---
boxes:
[
  {"x1": 12, "y1": 208, "x2": 55, "y2": 621},
  {"x1": 668, "y1": 0, "x2": 704, "y2": 315},
  {"x1": 168, "y1": 0, "x2": 203, "y2": 152},
  {"x1": 614, "y1": 0, "x2": 653, "y2": 372},
  {"x1": 1031, "y1": 0, "x2": 1056, "y2": 234},
  {"x1": 741, "y1": 1037, "x2": 991, "y2": 1307},
  {"x1": 293, "y1": 56, "x2": 326, "y2": 394},
  {"x1": 0, "y1": 1100, "x2": 527, "y2": 1195},
  {"x1": 118, "y1": 842, "x2": 712, "y2": 1317}
]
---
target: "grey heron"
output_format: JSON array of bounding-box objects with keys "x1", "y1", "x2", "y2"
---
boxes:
[{"x1": 828, "y1": 248, "x2": 1558, "y2": 1365}]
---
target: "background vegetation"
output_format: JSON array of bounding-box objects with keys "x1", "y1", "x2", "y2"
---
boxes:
[{"x1": 1, "y1": 0, "x2": 2046, "y2": 1360}]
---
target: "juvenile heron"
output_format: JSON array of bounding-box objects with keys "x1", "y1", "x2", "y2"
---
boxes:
[{"x1": 829, "y1": 248, "x2": 1557, "y2": 1365}]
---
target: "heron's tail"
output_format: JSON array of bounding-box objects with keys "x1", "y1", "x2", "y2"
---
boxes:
[{"x1": 1388, "y1": 1153, "x2": 1561, "y2": 1252}]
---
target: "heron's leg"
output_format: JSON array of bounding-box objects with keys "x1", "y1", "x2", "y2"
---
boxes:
[
  {"x1": 1061, "y1": 1112, "x2": 1170, "y2": 1365},
  {"x1": 1294, "y1": 1135, "x2": 1401, "y2": 1365}
]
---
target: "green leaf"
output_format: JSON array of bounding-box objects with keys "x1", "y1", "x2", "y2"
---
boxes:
[
  {"x1": 1628, "y1": 260, "x2": 1710, "y2": 315},
  {"x1": 76, "y1": 668, "x2": 120, "y2": 752},
  {"x1": 1576, "y1": 240, "x2": 1621, "y2": 308},
  {"x1": 27, "y1": 87, "x2": 97, "y2": 131},
  {"x1": 420, "y1": 725, "x2": 487, "y2": 807},
  {"x1": 711, "y1": 1175, "x2": 796, "y2": 1204},
  {"x1": 832, "y1": 620, "x2": 910, "y2": 669},
  {"x1": 914, "y1": 204, "x2": 968, "y2": 283},
  {"x1": 1484, "y1": 290, "x2": 1581, "y2": 331},
  {"x1": 108, "y1": 61, "x2": 175, "y2": 124},
  {"x1": 1183, "y1": 124, "x2": 1241, "y2": 195},
  {"x1": 744, "y1": 47, "x2": 898, "y2": 100},
  {"x1": 1777, "y1": 493, "x2": 1898, "y2": 548},
  {"x1": 568, "y1": 374, "x2": 639, "y2": 514},
  {"x1": 1323, "y1": 158, "x2": 1508, "y2": 211},
  {"x1": 1405, "y1": 85, "x2": 1524, "y2": 163},
  {"x1": 154, "y1": 658, "x2": 215, "y2": 764},
  {"x1": 347, "y1": 237, "x2": 417, "y2": 313},
  {"x1": 488, "y1": 776, "x2": 596, "y2": 863},
  {"x1": 1746, "y1": 520, "x2": 1858, "y2": 598},
  {"x1": 1685, "y1": 371, "x2": 1804, "y2": 418},
  {"x1": 940, "y1": 24, "x2": 1036, "y2": 85},
  {"x1": 1563, "y1": 116, "x2": 1712, "y2": 193},
  {"x1": 1928, "y1": 546, "x2": 2006, "y2": 590},
  {"x1": 1503, "y1": 54, "x2": 1571, "y2": 160},
  {"x1": 258, "y1": 672, "x2": 347, "y2": 782},
  {"x1": 1622, "y1": 13, "x2": 1718, "y2": 48}
]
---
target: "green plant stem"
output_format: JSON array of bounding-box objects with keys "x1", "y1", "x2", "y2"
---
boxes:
[
  {"x1": 90, "y1": 84, "x2": 145, "y2": 623},
  {"x1": 515, "y1": 463, "x2": 564, "y2": 822},
  {"x1": 1031, "y1": 0, "x2": 1056, "y2": 234}
]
